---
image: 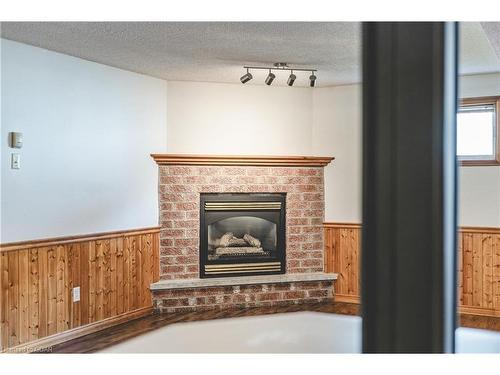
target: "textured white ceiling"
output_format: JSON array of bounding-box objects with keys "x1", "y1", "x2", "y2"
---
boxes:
[
  {"x1": 1, "y1": 22, "x2": 499, "y2": 87},
  {"x1": 480, "y1": 22, "x2": 500, "y2": 67},
  {"x1": 460, "y1": 22, "x2": 500, "y2": 75}
]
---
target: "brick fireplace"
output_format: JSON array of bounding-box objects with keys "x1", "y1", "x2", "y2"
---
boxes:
[{"x1": 149, "y1": 154, "x2": 337, "y2": 312}]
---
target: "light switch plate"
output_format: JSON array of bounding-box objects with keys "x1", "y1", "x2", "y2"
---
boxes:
[
  {"x1": 11, "y1": 153, "x2": 20, "y2": 169},
  {"x1": 72, "y1": 287, "x2": 80, "y2": 302}
]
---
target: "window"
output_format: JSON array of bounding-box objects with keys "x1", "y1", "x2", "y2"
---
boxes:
[{"x1": 457, "y1": 96, "x2": 500, "y2": 165}]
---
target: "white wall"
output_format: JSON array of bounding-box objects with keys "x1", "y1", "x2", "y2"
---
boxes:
[
  {"x1": 1, "y1": 39, "x2": 167, "y2": 242},
  {"x1": 311, "y1": 74, "x2": 500, "y2": 227},
  {"x1": 312, "y1": 85, "x2": 362, "y2": 223},
  {"x1": 459, "y1": 168, "x2": 500, "y2": 227},
  {"x1": 166, "y1": 81, "x2": 313, "y2": 155},
  {"x1": 460, "y1": 73, "x2": 500, "y2": 98},
  {"x1": 458, "y1": 73, "x2": 500, "y2": 227},
  {"x1": 165, "y1": 81, "x2": 363, "y2": 224},
  {"x1": 167, "y1": 81, "x2": 363, "y2": 221},
  {"x1": 2, "y1": 38, "x2": 497, "y2": 243}
]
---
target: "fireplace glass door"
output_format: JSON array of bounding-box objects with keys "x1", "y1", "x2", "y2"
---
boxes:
[{"x1": 200, "y1": 193, "x2": 286, "y2": 278}]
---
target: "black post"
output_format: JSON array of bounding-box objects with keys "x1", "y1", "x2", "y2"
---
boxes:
[{"x1": 361, "y1": 22, "x2": 458, "y2": 353}]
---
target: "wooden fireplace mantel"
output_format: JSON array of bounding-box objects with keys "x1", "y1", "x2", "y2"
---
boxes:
[{"x1": 151, "y1": 154, "x2": 335, "y2": 167}]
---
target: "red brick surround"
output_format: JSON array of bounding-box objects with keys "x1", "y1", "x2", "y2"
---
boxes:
[
  {"x1": 154, "y1": 281, "x2": 333, "y2": 313},
  {"x1": 151, "y1": 157, "x2": 335, "y2": 312},
  {"x1": 158, "y1": 165, "x2": 325, "y2": 280}
]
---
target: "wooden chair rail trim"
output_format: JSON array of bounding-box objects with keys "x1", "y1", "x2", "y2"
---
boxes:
[
  {"x1": 323, "y1": 222, "x2": 362, "y2": 229},
  {"x1": 3, "y1": 307, "x2": 153, "y2": 353},
  {"x1": 459, "y1": 226, "x2": 500, "y2": 234},
  {"x1": 323, "y1": 222, "x2": 500, "y2": 234},
  {"x1": 0, "y1": 226, "x2": 161, "y2": 252},
  {"x1": 151, "y1": 154, "x2": 335, "y2": 167}
]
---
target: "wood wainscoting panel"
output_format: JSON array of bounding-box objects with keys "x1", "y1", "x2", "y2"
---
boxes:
[
  {"x1": 324, "y1": 223, "x2": 361, "y2": 303},
  {"x1": 324, "y1": 223, "x2": 500, "y2": 317},
  {"x1": 0, "y1": 227, "x2": 160, "y2": 351},
  {"x1": 460, "y1": 227, "x2": 500, "y2": 317}
]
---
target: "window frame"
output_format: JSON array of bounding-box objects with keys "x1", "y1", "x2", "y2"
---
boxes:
[{"x1": 458, "y1": 96, "x2": 500, "y2": 166}]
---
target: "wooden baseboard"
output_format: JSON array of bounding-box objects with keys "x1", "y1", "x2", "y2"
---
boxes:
[
  {"x1": 3, "y1": 307, "x2": 153, "y2": 353},
  {"x1": 334, "y1": 294, "x2": 361, "y2": 304},
  {"x1": 459, "y1": 306, "x2": 500, "y2": 318},
  {"x1": 332, "y1": 295, "x2": 500, "y2": 319}
]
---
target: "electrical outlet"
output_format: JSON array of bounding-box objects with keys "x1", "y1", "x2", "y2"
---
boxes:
[
  {"x1": 72, "y1": 287, "x2": 80, "y2": 302},
  {"x1": 11, "y1": 153, "x2": 20, "y2": 169}
]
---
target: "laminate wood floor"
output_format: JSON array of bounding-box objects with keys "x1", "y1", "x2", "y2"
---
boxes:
[
  {"x1": 47, "y1": 302, "x2": 500, "y2": 353},
  {"x1": 48, "y1": 302, "x2": 358, "y2": 353}
]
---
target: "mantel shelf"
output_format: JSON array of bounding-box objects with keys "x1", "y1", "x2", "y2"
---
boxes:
[{"x1": 151, "y1": 154, "x2": 334, "y2": 167}]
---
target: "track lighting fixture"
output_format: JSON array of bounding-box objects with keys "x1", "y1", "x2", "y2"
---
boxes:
[
  {"x1": 240, "y1": 63, "x2": 317, "y2": 87},
  {"x1": 265, "y1": 70, "x2": 276, "y2": 85},
  {"x1": 240, "y1": 68, "x2": 253, "y2": 84},
  {"x1": 309, "y1": 72, "x2": 317, "y2": 87}
]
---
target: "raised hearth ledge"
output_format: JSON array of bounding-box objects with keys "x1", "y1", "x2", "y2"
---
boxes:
[
  {"x1": 150, "y1": 272, "x2": 338, "y2": 291},
  {"x1": 151, "y1": 154, "x2": 334, "y2": 167}
]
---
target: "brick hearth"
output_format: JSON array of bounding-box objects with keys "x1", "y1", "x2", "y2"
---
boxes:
[
  {"x1": 153, "y1": 281, "x2": 334, "y2": 313},
  {"x1": 150, "y1": 155, "x2": 336, "y2": 312}
]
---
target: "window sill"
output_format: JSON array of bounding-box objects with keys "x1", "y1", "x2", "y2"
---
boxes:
[{"x1": 459, "y1": 158, "x2": 500, "y2": 167}]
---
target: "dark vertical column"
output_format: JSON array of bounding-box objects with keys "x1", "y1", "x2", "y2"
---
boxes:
[{"x1": 361, "y1": 22, "x2": 458, "y2": 353}]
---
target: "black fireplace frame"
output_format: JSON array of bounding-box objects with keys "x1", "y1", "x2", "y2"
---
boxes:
[{"x1": 199, "y1": 193, "x2": 286, "y2": 278}]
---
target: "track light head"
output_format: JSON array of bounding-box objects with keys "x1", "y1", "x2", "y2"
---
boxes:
[
  {"x1": 240, "y1": 69, "x2": 253, "y2": 84},
  {"x1": 287, "y1": 72, "x2": 296, "y2": 86},
  {"x1": 240, "y1": 72, "x2": 253, "y2": 84},
  {"x1": 309, "y1": 73, "x2": 317, "y2": 87},
  {"x1": 265, "y1": 71, "x2": 276, "y2": 86}
]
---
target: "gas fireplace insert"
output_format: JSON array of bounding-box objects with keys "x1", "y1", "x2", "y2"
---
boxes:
[{"x1": 199, "y1": 193, "x2": 286, "y2": 278}]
